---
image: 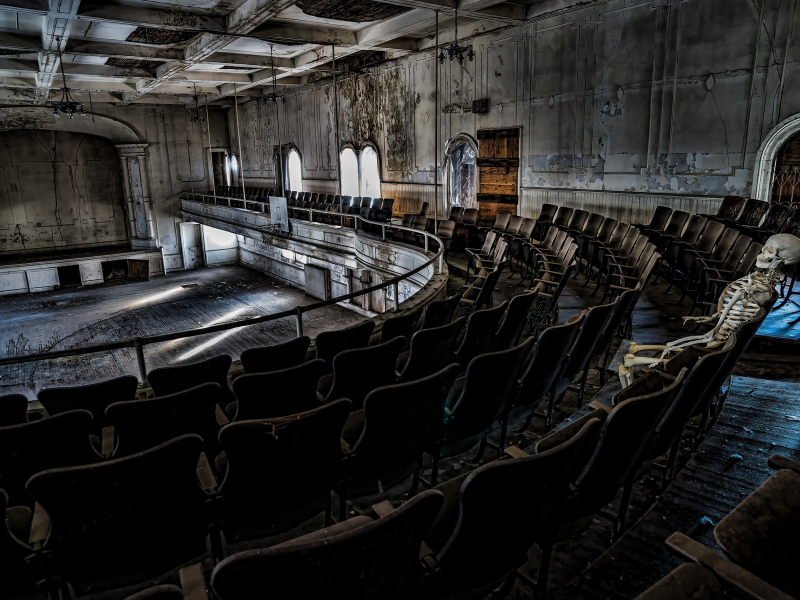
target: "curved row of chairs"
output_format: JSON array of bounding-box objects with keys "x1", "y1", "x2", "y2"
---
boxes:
[{"x1": 1, "y1": 298, "x2": 771, "y2": 600}]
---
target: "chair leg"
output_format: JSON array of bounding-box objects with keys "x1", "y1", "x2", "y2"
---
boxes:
[
  {"x1": 577, "y1": 369, "x2": 589, "y2": 407},
  {"x1": 473, "y1": 436, "x2": 488, "y2": 462},
  {"x1": 537, "y1": 541, "x2": 554, "y2": 599},
  {"x1": 430, "y1": 447, "x2": 441, "y2": 488},
  {"x1": 497, "y1": 416, "x2": 509, "y2": 455},
  {"x1": 664, "y1": 436, "x2": 681, "y2": 490},
  {"x1": 410, "y1": 468, "x2": 421, "y2": 496},
  {"x1": 615, "y1": 476, "x2": 634, "y2": 541},
  {"x1": 338, "y1": 484, "x2": 348, "y2": 522}
]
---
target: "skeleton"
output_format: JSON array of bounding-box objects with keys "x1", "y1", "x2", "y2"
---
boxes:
[{"x1": 618, "y1": 233, "x2": 800, "y2": 387}]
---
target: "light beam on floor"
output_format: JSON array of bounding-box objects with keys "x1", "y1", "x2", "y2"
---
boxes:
[
  {"x1": 129, "y1": 287, "x2": 183, "y2": 306},
  {"x1": 177, "y1": 307, "x2": 248, "y2": 360}
]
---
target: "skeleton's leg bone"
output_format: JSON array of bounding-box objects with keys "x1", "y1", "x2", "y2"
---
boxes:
[
  {"x1": 623, "y1": 354, "x2": 670, "y2": 368},
  {"x1": 628, "y1": 344, "x2": 669, "y2": 354},
  {"x1": 619, "y1": 365, "x2": 634, "y2": 388}
]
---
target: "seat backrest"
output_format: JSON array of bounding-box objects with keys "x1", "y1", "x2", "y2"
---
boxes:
[
  {"x1": 567, "y1": 209, "x2": 589, "y2": 231},
  {"x1": 0, "y1": 394, "x2": 28, "y2": 427},
  {"x1": 493, "y1": 213, "x2": 511, "y2": 231},
  {"x1": 715, "y1": 196, "x2": 746, "y2": 220},
  {"x1": 707, "y1": 228, "x2": 739, "y2": 263},
  {"x1": 694, "y1": 220, "x2": 725, "y2": 253},
  {"x1": 634, "y1": 251, "x2": 661, "y2": 289},
  {"x1": 560, "y1": 301, "x2": 618, "y2": 382},
  {"x1": 596, "y1": 218, "x2": 618, "y2": 243},
  {"x1": 461, "y1": 208, "x2": 479, "y2": 225},
  {"x1": 646, "y1": 205, "x2": 673, "y2": 230},
  {"x1": 433, "y1": 418, "x2": 603, "y2": 592},
  {"x1": 647, "y1": 337, "x2": 735, "y2": 460},
  {"x1": 38, "y1": 375, "x2": 139, "y2": 435},
  {"x1": 719, "y1": 235, "x2": 752, "y2": 271},
  {"x1": 623, "y1": 235, "x2": 649, "y2": 267},
  {"x1": 467, "y1": 265, "x2": 504, "y2": 312},
  {"x1": 326, "y1": 336, "x2": 405, "y2": 409},
  {"x1": 419, "y1": 201, "x2": 430, "y2": 216},
  {"x1": 679, "y1": 215, "x2": 708, "y2": 245},
  {"x1": 449, "y1": 206, "x2": 464, "y2": 222},
  {"x1": 147, "y1": 354, "x2": 232, "y2": 398},
  {"x1": 582, "y1": 213, "x2": 605, "y2": 237},
  {"x1": 493, "y1": 290, "x2": 538, "y2": 351},
  {"x1": 0, "y1": 409, "x2": 98, "y2": 505},
  {"x1": 379, "y1": 305, "x2": 423, "y2": 345},
  {"x1": 218, "y1": 400, "x2": 351, "y2": 519},
  {"x1": 505, "y1": 215, "x2": 524, "y2": 235},
  {"x1": 437, "y1": 220, "x2": 456, "y2": 238},
  {"x1": 360, "y1": 197, "x2": 372, "y2": 208},
  {"x1": 455, "y1": 302, "x2": 508, "y2": 369},
  {"x1": 515, "y1": 313, "x2": 584, "y2": 408},
  {"x1": 737, "y1": 198, "x2": 770, "y2": 226},
  {"x1": 400, "y1": 213, "x2": 414, "y2": 227},
  {"x1": 518, "y1": 217, "x2": 537, "y2": 238},
  {"x1": 420, "y1": 293, "x2": 463, "y2": 330},
  {"x1": 553, "y1": 206, "x2": 573, "y2": 227},
  {"x1": 480, "y1": 230, "x2": 497, "y2": 254},
  {"x1": 664, "y1": 211, "x2": 690, "y2": 237},
  {"x1": 490, "y1": 239, "x2": 509, "y2": 266},
  {"x1": 760, "y1": 202, "x2": 792, "y2": 232},
  {"x1": 537, "y1": 203, "x2": 558, "y2": 223},
  {"x1": 570, "y1": 370, "x2": 686, "y2": 517},
  {"x1": 314, "y1": 321, "x2": 376, "y2": 372},
  {"x1": 27, "y1": 435, "x2": 208, "y2": 589},
  {"x1": 715, "y1": 468, "x2": 800, "y2": 593},
  {"x1": 729, "y1": 242, "x2": 763, "y2": 280},
  {"x1": 606, "y1": 222, "x2": 631, "y2": 249},
  {"x1": 447, "y1": 337, "x2": 536, "y2": 443},
  {"x1": 210, "y1": 490, "x2": 444, "y2": 600},
  {"x1": 400, "y1": 318, "x2": 465, "y2": 382},
  {"x1": 616, "y1": 228, "x2": 641, "y2": 258},
  {"x1": 547, "y1": 229, "x2": 568, "y2": 256},
  {"x1": 412, "y1": 215, "x2": 428, "y2": 231},
  {"x1": 240, "y1": 336, "x2": 311, "y2": 375},
  {"x1": 538, "y1": 226, "x2": 559, "y2": 251},
  {"x1": 353, "y1": 365, "x2": 461, "y2": 477},
  {"x1": 107, "y1": 383, "x2": 221, "y2": 456},
  {"x1": 592, "y1": 288, "x2": 637, "y2": 359},
  {"x1": 232, "y1": 359, "x2": 326, "y2": 421}
]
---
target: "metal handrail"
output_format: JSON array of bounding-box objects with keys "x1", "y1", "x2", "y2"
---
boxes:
[{"x1": 0, "y1": 198, "x2": 446, "y2": 388}]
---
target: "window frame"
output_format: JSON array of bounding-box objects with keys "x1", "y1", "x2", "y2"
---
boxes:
[{"x1": 338, "y1": 142, "x2": 382, "y2": 198}]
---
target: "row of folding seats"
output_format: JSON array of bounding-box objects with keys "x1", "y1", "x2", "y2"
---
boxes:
[{"x1": 5, "y1": 290, "x2": 769, "y2": 600}]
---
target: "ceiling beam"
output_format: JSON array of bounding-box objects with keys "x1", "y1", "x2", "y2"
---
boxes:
[
  {"x1": 0, "y1": 32, "x2": 183, "y2": 61},
  {"x1": 35, "y1": 0, "x2": 82, "y2": 105},
  {"x1": 118, "y1": 0, "x2": 297, "y2": 106},
  {"x1": 248, "y1": 22, "x2": 357, "y2": 45},
  {"x1": 76, "y1": 1, "x2": 225, "y2": 32},
  {"x1": 201, "y1": 51, "x2": 294, "y2": 69}
]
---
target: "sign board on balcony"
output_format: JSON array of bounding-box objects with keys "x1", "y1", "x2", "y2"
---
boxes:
[{"x1": 269, "y1": 196, "x2": 289, "y2": 233}]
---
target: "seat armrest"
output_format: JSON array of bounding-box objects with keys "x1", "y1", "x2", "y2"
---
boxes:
[
  {"x1": 371, "y1": 500, "x2": 395, "y2": 518},
  {"x1": 179, "y1": 563, "x2": 209, "y2": 600},
  {"x1": 29, "y1": 502, "x2": 50, "y2": 549},
  {"x1": 535, "y1": 411, "x2": 607, "y2": 454},
  {"x1": 768, "y1": 453, "x2": 800, "y2": 473},
  {"x1": 532, "y1": 278, "x2": 558, "y2": 287},
  {"x1": 197, "y1": 452, "x2": 218, "y2": 493},
  {"x1": 503, "y1": 446, "x2": 530, "y2": 459},
  {"x1": 665, "y1": 532, "x2": 794, "y2": 600}
]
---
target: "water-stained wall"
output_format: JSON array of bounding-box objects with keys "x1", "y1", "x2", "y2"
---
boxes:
[
  {"x1": 0, "y1": 130, "x2": 127, "y2": 256},
  {"x1": 232, "y1": 0, "x2": 800, "y2": 221},
  {"x1": 0, "y1": 104, "x2": 228, "y2": 269}
]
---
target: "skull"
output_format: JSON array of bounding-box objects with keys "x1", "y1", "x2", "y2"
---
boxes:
[{"x1": 755, "y1": 234, "x2": 800, "y2": 271}]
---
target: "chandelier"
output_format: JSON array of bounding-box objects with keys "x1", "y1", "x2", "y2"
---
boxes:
[
  {"x1": 190, "y1": 83, "x2": 205, "y2": 124},
  {"x1": 438, "y1": 8, "x2": 474, "y2": 65},
  {"x1": 263, "y1": 46, "x2": 285, "y2": 104},
  {"x1": 52, "y1": 40, "x2": 84, "y2": 118}
]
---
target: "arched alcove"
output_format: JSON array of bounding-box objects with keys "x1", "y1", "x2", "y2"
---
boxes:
[
  {"x1": 751, "y1": 113, "x2": 800, "y2": 201},
  {"x1": 0, "y1": 107, "x2": 141, "y2": 144},
  {"x1": 443, "y1": 133, "x2": 478, "y2": 212}
]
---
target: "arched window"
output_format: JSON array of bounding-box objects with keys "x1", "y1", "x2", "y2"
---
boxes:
[
  {"x1": 286, "y1": 148, "x2": 303, "y2": 192},
  {"x1": 340, "y1": 147, "x2": 359, "y2": 197},
  {"x1": 360, "y1": 146, "x2": 381, "y2": 198},
  {"x1": 446, "y1": 137, "x2": 477, "y2": 211}
]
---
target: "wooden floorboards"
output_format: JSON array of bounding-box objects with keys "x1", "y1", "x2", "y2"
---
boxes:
[{"x1": 0, "y1": 266, "x2": 363, "y2": 398}]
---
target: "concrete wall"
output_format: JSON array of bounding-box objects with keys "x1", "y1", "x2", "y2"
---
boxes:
[
  {"x1": 0, "y1": 130, "x2": 128, "y2": 255},
  {"x1": 0, "y1": 104, "x2": 229, "y2": 270},
  {"x1": 230, "y1": 0, "x2": 800, "y2": 223}
]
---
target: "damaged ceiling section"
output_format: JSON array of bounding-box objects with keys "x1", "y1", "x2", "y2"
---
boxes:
[{"x1": 294, "y1": 0, "x2": 410, "y2": 22}]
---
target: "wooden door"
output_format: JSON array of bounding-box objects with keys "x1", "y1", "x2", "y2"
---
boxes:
[
  {"x1": 350, "y1": 269, "x2": 372, "y2": 311},
  {"x1": 127, "y1": 259, "x2": 150, "y2": 281},
  {"x1": 477, "y1": 128, "x2": 519, "y2": 222}
]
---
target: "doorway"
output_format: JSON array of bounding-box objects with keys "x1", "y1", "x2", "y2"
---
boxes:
[
  {"x1": 211, "y1": 150, "x2": 230, "y2": 189},
  {"x1": 445, "y1": 136, "x2": 478, "y2": 213},
  {"x1": 180, "y1": 222, "x2": 205, "y2": 270}
]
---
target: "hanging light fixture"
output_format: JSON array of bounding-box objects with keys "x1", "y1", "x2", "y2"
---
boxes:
[
  {"x1": 262, "y1": 45, "x2": 285, "y2": 105},
  {"x1": 190, "y1": 83, "x2": 205, "y2": 124},
  {"x1": 51, "y1": 38, "x2": 85, "y2": 119},
  {"x1": 438, "y1": 7, "x2": 474, "y2": 65}
]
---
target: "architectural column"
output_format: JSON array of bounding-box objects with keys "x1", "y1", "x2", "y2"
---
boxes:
[{"x1": 116, "y1": 143, "x2": 157, "y2": 248}]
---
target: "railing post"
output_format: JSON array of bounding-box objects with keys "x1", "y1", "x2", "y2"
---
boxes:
[
  {"x1": 133, "y1": 338, "x2": 148, "y2": 387},
  {"x1": 438, "y1": 252, "x2": 444, "y2": 274},
  {"x1": 393, "y1": 281, "x2": 400, "y2": 311},
  {"x1": 381, "y1": 224, "x2": 386, "y2": 240},
  {"x1": 295, "y1": 307, "x2": 304, "y2": 337},
  {"x1": 424, "y1": 234, "x2": 429, "y2": 252}
]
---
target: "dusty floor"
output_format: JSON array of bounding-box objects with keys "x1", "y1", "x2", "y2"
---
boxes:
[
  {"x1": 3, "y1": 252, "x2": 799, "y2": 600},
  {"x1": 0, "y1": 265, "x2": 363, "y2": 399}
]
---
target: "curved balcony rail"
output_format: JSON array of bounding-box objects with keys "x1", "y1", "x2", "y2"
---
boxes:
[{"x1": 0, "y1": 197, "x2": 446, "y2": 387}]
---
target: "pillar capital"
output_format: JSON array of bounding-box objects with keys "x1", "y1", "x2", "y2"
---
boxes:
[{"x1": 115, "y1": 143, "x2": 149, "y2": 158}]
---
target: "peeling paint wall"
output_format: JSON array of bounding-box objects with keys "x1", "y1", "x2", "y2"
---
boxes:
[
  {"x1": 0, "y1": 130, "x2": 127, "y2": 256},
  {"x1": 236, "y1": 0, "x2": 800, "y2": 221}
]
